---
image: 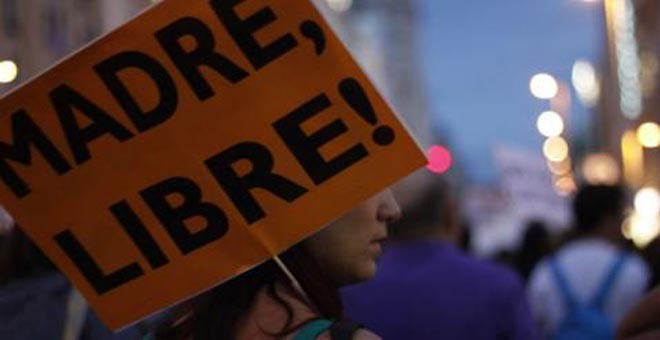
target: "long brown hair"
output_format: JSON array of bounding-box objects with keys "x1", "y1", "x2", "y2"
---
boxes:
[
  {"x1": 0, "y1": 227, "x2": 55, "y2": 286},
  {"x1": 156, "y1": 242, "x2": 343, "y2": 339}
]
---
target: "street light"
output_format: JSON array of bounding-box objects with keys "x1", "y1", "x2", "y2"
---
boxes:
[
  {"x1": 548, "y1": 158, "x2": 572, "y2": 176},
  {"x1": 543, "y1": 137, "x2": 569, "y2": 162},
  {"x1": 637, "y1": 122, "x2": 660, "y2": 148},
  {"x1": 554, "y1": 175, "x2": 577, "y2": 197},
  {"x1": 582, "y1": 153, "x2": 620, "y2": 185},
  {"x1": 536, "y1": 110, "x2": 564, "y2": 137},
  {"x1": 623, "y1": 213, "x2": 660, "y2": 248},
  {"x1": 621, "y1": 129, "x2": 644, "y2": 187},
  {"x1": 635, "y1": 187, "x2": 660, "y2": 216},
  {"x1": 530, "y1": 73, "x2": 559, "y2": 99},
  {"x1": 0, "y1": 60, "x2": 18, "y2": 84},
  {"x1": 572, "y1": 60, "x2": 600, "y2": 107},
  {"x1": 530, "y1": 71, "x2": 575, "y2": 195}
]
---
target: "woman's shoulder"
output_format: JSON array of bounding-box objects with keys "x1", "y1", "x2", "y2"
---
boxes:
[
  {"x1": 314, "y1": 328, "x2": 380, "y2": 340},
  {"x1": 235, "y1": 283, "x2": 380, "y2": 340},
  {"x1": 235, "y1": 283, "x2": 318, "y2": 339},
  {"x1": 298, "y1": 320, "x2": 380, "y2": 340},
  {"x1": 350, "y1": 329, "x2": 381, "y2": 340}
]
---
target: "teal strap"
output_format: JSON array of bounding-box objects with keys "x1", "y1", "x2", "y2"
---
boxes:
[{"x1": 293, "y1": 319, "x2": 334, "y2": 340}]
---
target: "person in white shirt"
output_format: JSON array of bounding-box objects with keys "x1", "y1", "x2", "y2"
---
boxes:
[{"x1": 527, "y1": 184, "x2": 650, "y2": 338}]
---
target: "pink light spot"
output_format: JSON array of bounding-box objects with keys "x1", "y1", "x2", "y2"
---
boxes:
[{"x1": 426, "y1": 145, "x2": 453, "y2": 174}]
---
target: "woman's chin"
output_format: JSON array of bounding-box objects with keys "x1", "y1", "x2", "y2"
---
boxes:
[{"x1": 349, "y1": 262, "x2": 377, "y2": 285}]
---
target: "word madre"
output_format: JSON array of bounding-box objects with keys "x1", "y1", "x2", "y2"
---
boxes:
[{"x1": 0, "y1": 0, "x2": 329, "y2": 199}]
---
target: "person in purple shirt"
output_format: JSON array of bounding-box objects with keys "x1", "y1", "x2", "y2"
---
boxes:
[{"x1": 342, "y1": 178, "x2": 539, "y2": 340}]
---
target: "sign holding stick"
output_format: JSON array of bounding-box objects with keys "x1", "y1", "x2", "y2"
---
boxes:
[{"x1": 0, "y1": 0, "x2": 426, "y2": 329}]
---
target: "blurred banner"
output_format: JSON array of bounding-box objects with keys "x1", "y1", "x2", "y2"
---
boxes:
[{"x1": 494, "y1": 145, "x2": 570, "y2": 230}]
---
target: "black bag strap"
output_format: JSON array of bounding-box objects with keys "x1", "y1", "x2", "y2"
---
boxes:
[{"x1": 329, "y1": 319, "x2": 363, "y2": 340}]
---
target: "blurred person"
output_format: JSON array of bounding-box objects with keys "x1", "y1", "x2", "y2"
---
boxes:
[
  {"x1": 617, "y1": 286, "x2": 660, "y2": 339},
  {"x1": 527, "y1": 185, "x2": 650, "y2": 339},
  {"x1": 152, "y1": 190, "x2": 401, "y2": 339},
  {"x1": 0, "y1": 228, "x2": 141, "y2": 340},
  {"x1": 341, "y1": 177, "x2": 539, "y2": 340},
  {"x1": 639, "y1": 237, "x2": 660, "y2": 288},
  {"x1": 494, "y1": 249, "x2": 516, "y2": 268},
  {"x1": 458, "y1": 221, "x2": 472, "y2": 252},
  {"x1": 514, "y1": 220, "x2": 553, "y2": 282}
]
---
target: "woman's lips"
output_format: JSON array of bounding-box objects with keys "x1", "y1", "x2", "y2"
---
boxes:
[
  {"x1": 369, "y1": 237, "x2": 386, "y2": 256},
  {"x1": 369, "y1": 243, "x2": 382, "y2": 257}
]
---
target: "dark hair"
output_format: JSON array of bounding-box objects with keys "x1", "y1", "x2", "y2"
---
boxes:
[
  {"x1": 389, "y1": 178, "x2": 452, "y2": 241},
  {"x1": 515, "y1": 220, "x2": 553, "y2": 280},
  {"x1": 573, "y1": 184, "x2": 625, "y2": 233},
  {"x1": 155, "y1": 242, "x2": 342, "y2": 339},
  {"x1": 0, "y1": 227, "x2": 55, "y2": 286}
]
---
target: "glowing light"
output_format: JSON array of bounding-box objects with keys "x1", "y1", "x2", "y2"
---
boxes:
[
  {"x1": 637, "y1": 122, "x2": 660, "y2": 148},
  {"x1": 426, "y1": 145, "x2": 453, "y2": 174},
  {"x1": 621, "y1": 130, "x2": 644, "y2": 187},
  {"x1": 626, "y1": 182, "x2": 660, "y2": 249},
  {"x1": 326, "y1": 0, "x2": 353, "y2": 12},
  {"x1": 572, "y1": 60, "x2": 601, "y2": 107},
  {"x1": 612, "y1": 0, "x2": 642, "y2": 119},
  {"x1": 543, "y1": 137, "x2": 569, "y2": 162},
  {"x1": 582, "y1": 153, "x2": 620, "y2": 185},
  {"x1": 548, "y1": 158, "x2": 572, "y2": 176},
  {"x1": 530, "y1": 73, "x2": 559, "y2": 99},
  {"x1": 554, "y1": 175, "x2": 577, "y2": 196},
  {"x1": 623, "y1": 213, "x2": 660, "y2": 248},
  {"x1": 635, "y1": 187, "x2": 660, "y2": 217},
  {"x1": 0, "y1": 60, "x2": 18, "y2": 84},
  {"x1": 536, "y1": 111, "x2": 564, "y2": 137}
]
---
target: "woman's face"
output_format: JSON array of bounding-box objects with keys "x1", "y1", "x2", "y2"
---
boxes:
[{"x1": 303, "y1": 190, "x2": 401, "y2": 287}]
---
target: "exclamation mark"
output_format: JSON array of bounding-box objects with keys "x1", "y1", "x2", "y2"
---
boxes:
[{"x1": 339, "y1": 78, "x2": 396, "y2": 146}]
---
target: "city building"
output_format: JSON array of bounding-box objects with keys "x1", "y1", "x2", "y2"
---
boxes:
[
  {"x1": 314, "y1": 0, "x2": 433, "y2": 148},
  {"x1": 596, "y1": 0, "x2": 660, "y2": 247},
  {"x1": 597, "y1": 0, "x2": 660, "y2": 187},
  {"x1": 0, "y1": 0, "x2": 152, "y2": 95}
]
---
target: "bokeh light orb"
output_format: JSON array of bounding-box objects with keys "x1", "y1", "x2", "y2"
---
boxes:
[
  {"x1": 582, "y1": 153, "x2": 620, "y2": 185},
  {"x1": 536, "y1": 111, "x2": 564, "y2": 137},
  {"x1": 0, "y1": 60, "x2": 18, "y2": 84},
  {"x1": 530, "y1": 73, "x2": 559, "y2": 99},
  {"x1": 637, "y1": 122, "x2": 660, "y2": 148},
  {"x1": 426, "y1": 145, "x2": 453, "y2": 174},
  {"x1": 543, "y1": 137, "x2": 569, "y2": 162},
  {"x1": 635, "y1": 187, "x2": 660, "y2": 217}
]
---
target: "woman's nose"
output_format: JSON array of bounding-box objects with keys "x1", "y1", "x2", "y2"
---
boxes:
[{"x1": 377, "y1": 189, "x2": 402, "y2": 223}]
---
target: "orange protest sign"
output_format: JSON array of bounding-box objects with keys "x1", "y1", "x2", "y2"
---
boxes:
[{"x1": 0, "y1": 0, "x2": 425, "y2": 329}]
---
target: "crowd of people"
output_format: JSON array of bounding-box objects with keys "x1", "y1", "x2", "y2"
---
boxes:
[{"x1": 2, "y1": 171, "x2": 660, "y2": 339}]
